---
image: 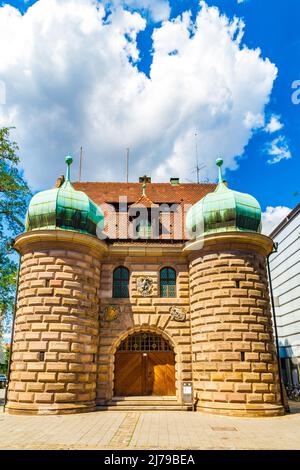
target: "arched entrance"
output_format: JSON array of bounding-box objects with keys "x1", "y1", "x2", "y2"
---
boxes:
[{"x1": 114, "y1": 332, "x2": 176, "y2": 396}]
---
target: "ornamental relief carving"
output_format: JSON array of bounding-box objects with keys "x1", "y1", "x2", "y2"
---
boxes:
[
  {"x1": 103, "y1": 305, "x2": 120, "y2": 322},
  {"x1": 170, "y1": 306, "x2": 186, "y2": 322},
  {"x1": 137, "y1": 276, "x2": 153, "y2": 297}
]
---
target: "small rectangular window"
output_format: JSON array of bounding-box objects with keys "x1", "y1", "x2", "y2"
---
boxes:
[
  {"x1": 113, "y1": 267, "x2": 130, "y2": 298},
  {"x1": 160, "y1": 267, "x2": 176, "y2": 298}
]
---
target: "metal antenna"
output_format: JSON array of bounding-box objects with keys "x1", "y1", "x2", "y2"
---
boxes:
[
  {"x1": 195, "y1": 132, "x2": 200, "y2": 184},
  {"x1": 79, "y1": 146, "x2": 83, "y2": 182},
  {"x1": 190, "y1": 132, "x2": 207, "y2": 183},
  {"x1": 126, "y1": 147, "x2": 130, "y2": 183}
]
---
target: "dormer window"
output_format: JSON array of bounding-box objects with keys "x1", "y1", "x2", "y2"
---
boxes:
[{"x1": 136, "y1": 218, "x2": 152, "y2": 238}]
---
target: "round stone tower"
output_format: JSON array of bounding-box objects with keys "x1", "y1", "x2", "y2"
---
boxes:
[
  {"x1": 5, "y1": 157, "x2": 107, "y2": 415},
  {"x1": 185, "y1": 159, "x2": 284, "y2": 417}
]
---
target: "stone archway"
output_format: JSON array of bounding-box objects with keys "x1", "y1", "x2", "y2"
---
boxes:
[{"x1": 113, "y1": 331, "x2": 176, "y2": 397}]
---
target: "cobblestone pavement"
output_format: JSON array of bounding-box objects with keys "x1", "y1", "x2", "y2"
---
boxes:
[{"x1": 0, "y1": 390, "x2": 299, "y2": 450}]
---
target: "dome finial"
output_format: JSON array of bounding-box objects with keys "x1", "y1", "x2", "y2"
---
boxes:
[
  {"x1": 65, "y1": 155, "x2": 73, "y2": 181},
  {"x1": 216, "y1": 157, "x2": 223, "y2": 184}
]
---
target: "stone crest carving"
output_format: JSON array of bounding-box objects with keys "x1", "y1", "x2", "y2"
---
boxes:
[
  {"x1": 104, "y1": 305, "x2": 120, "y2": 322},
  {"x1": 170, "y1": 306, "x2": 186, "y2": 322},
  {"x1": 137, "y1": 276, "x2": 153, "y2": 296}
]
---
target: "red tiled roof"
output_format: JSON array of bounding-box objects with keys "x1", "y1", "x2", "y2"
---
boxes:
[
  {"x1": 130, "y1": 194, "x2": 159, "y2": 208},
  {"x1": 73, "y1": 182, "x2": 216, "y2": 205},
  {"x1": 72, "y1": 181, "x2": 216, "y2": 241}
]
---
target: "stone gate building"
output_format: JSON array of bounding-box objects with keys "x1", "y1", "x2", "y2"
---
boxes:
[{"x1": 5, "y1": 157, "x2": 284, "y2": 417}]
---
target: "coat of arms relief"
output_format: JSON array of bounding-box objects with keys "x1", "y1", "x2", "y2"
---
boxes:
[
  {"x1": 170, "y1": 306, "x2": 186, "y2": 322},
  {"x1": 137, "y1": 276, "x2": 153, "y2": 296},
  {"x1": 103, "y1": 305, "x2": 120, "y2": 322}
]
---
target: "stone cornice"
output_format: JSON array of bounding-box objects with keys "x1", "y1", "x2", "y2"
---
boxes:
[
  {"x1": 183, "y1": 231, "x2": 274, "y2": 257},
  {"x1": 14, "y1": 230, "x2": 273, "y2": 258},
  {"x1": 107, "y1": 243, "x2": 186, "y2": 257},
  {"x1": 14, "y1": 230, "x2": 108, "y2": 257}
]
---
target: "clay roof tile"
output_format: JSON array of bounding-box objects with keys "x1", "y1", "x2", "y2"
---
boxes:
[{"x1": 73, "y1": 182, "x2": 216, "y2": 206}]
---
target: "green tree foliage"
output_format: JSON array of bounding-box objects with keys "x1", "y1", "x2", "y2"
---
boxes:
[
  {"x1": 0, "y1": 127, "x2": 31, "y2": 335},
  {"x1": 0, "y1": 345, "x2": 10, "y2": 375}
]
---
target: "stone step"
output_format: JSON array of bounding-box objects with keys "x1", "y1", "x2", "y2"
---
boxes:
[
  {"x1": 104, "y1": 401, "x2": 184, "y2": 407},
  {"x1": 96, "y1": 396, "x2": 192, "y2": 411},
  {"x1": 96, "y1": 404, "x2": 192, "y2": 411},
  {"x1": 111, "y1": 395, "x2": 178, "y2": 402}
]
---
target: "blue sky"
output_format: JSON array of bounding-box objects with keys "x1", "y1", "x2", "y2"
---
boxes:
[
  {"x1": 209, "y1": 0, "x2": 300, "y2": 210},
  {"x1": 0, "y1": 0, "x2": 299, "y2": 231},
  {"x1": 137, "y1": 0, "x2": 300, "y2": 210}
]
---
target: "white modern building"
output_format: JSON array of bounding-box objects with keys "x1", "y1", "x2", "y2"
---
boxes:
[{"x1": 269, "y1": 204, "x2": 300, "y2": 386}]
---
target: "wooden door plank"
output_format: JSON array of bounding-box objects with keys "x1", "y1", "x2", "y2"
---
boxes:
[
  {"x1": 114, "y1": 352, "x2": 143, "y2": 396},
  {"x1": 147, "y1": 352, "x2": 176, "y2": 396}
]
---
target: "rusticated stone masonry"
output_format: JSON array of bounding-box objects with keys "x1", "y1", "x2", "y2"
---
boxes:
[
  {"x1": 6, "y1": 228, "x2": 285, "y2": 417},
  {"x1": 5, "y1": 231, "x2": 106, "y2": 415},
  {"x1": 187, "y1": 233, "x2": 284, "y2": 417},
  {"x1": 96, "y1": 248, "x2": 192, "y2": 404}
]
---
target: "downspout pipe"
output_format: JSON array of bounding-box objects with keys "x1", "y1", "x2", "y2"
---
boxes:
[
  {"x1": 3, "y1": 256, "x2": 21, "y2": 411},
  {"x1": 266, "y1": 242, "x2": 290, "y2": 413}
]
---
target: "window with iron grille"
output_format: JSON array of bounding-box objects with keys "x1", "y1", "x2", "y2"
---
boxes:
[
  {"x1": 118, "y1": 332, "x2": 172, "y2": 352},
  {"x1": 113, "y1": 266, "x2": 130, "y2": 298},
  {"x1": 160, "y1": 267, "x2": 176, "y2": 297}
]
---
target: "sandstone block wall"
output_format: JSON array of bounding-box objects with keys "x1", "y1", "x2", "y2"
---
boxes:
[
  {"x1": 6, "y1": 238, "x2": 102, "y2": 415},
  {"x1": 189, "y1": 248, "x2": 284, "y2": 416},
  {"x1": 7, "y1": 230, "x2": 285, "y2": 417},
  {"x1": 97, "y1": 253, "x2": 192, "y2": 403}
]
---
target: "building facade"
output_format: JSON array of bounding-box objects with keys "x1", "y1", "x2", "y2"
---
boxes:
[
  {"x1": 269, "y1": 204, "x2": 300, "y2": 387},
  {"x1": 5, "y1": 157, "x2": 285, "y2": 417}
]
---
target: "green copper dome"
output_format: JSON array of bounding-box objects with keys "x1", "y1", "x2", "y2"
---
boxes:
[
  {"x1": 25, "y1": 156, "x2": 104, "y2": 237},
  {"x1": 186, "y1": 158, "x2": 262, "y2": 239}
]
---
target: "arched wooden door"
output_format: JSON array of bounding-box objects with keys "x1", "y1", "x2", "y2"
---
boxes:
[{"x1": 114, "y1": 332, "x2": 176, "y2": 396}]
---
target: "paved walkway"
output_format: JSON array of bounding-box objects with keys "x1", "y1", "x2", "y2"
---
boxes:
[{"x1": 0, "y1": 392, "x2": 300, "y2": 450}]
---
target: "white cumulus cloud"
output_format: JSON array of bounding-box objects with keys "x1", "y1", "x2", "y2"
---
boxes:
[
  {"x1": 122, "y1": 0, "x2": 171, "y2": 22},
  {"x1": 267, "y1": 136, "x2": 292, "y2": 164},
  {"x1": 265, "y1": 114, "x2": 283, "y2": 133},
  {"x1": 243, "y1": 111, "x2": 264, "y2": 130},
  {"x1": 0, "y1": 0, "x2": 277, "y2": 189},
  {"x1": 262, "y1": 206, "x2": 291, "y2": 235}
]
